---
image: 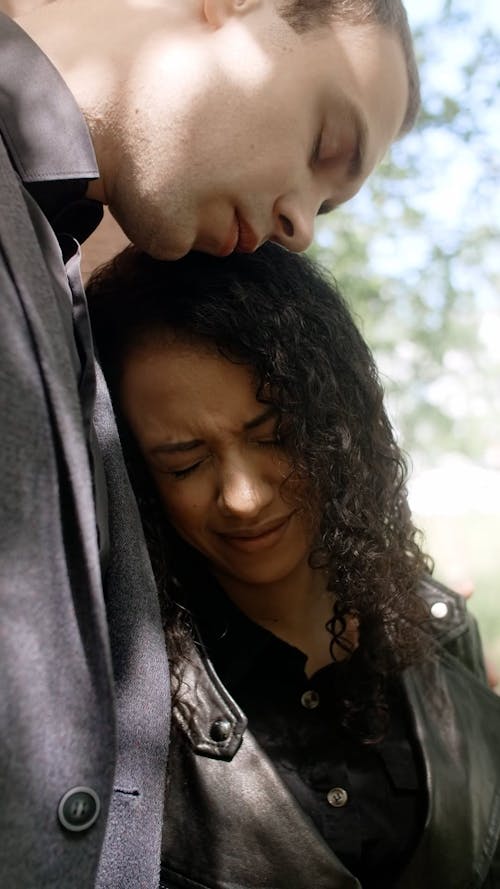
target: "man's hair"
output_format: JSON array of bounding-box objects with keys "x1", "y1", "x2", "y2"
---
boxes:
[{"x1": 278, "y1": 0, "x2": 420, "y2": 136}]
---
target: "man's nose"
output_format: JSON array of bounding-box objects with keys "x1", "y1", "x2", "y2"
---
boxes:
[
  {"x1": 217, "y1": 463, "x2": 274, "y2": 519},
  {"x1": 271, "y1": 194, "x2": 318, "y2": 253}
]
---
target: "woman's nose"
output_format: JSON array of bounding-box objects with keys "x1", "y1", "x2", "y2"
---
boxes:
[{"x1": 217, "y1": 464, "x2": 274, "y2": 519}]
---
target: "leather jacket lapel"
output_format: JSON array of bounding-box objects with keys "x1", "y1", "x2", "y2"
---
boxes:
[{"x1": 165, "y1": 644, "x2": 362, "y2": 889}]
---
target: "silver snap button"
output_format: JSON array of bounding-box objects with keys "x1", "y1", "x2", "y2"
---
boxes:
[
  {"x1": 431, "y1": 601, "x2": 448, "y2": 620},
  {"x1": 210, "y1": 718, "x2": 232, "y2": 742},
  {"x1": 327, "y1": 787, "x2": 348, "y2": 808},
  {"x1": 301, "y1": 690, "x2": 320, "y2": 710}
]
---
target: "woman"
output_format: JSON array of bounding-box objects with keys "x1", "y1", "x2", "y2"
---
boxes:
[{"x1": 88, "y1": 244, "x2": 500, "y2": 889}]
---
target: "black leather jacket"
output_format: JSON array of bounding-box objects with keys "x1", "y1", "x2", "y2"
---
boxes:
[{"x1": 161, "y1": 579, "x2": 500, "y2": 889}]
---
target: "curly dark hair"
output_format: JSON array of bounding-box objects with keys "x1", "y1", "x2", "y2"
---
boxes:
[{"x1": 87, "y1": 242, "x2": 432, "y2": 740}]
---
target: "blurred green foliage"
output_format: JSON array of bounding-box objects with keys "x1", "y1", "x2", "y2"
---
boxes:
[{"x1": 309, "y1": 0, "x2": 500, "y2": 468}]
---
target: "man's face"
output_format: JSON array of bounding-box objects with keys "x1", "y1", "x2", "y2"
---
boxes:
[{"x1": 103, "y1": 5, "x2": 409, "y2": 259}]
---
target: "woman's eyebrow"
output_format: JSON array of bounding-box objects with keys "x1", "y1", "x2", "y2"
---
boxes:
[
  {"x1": 149, "y1": 408, "x2": 276, "y2": 455},
  {"x1": 150, "y1": 438, "x2": 204, "y2": 456},
  {"x1": 243, "y1": 407, "x2": 277, "y2": 431}
]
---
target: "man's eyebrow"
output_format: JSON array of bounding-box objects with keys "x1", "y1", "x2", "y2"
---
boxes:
[{"x1": 317, "y1": 103, "x2": 368, "y2": 217}]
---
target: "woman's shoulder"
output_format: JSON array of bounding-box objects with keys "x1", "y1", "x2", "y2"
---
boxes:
[
  {"x1": 416, "y1": 574, "x2": 488, "y2": 682},
  {"x1": 417, "y1": 575, "x2": 469, "y2": 640}
]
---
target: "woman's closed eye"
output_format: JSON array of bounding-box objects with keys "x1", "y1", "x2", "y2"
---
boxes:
[
  {"x1": 165, "y1": 438, "x2": 281, "y2": 476},
  {"x1": 150, "y1": 449, "x2": 209, "y2": 480},
  {"x1": 166, "y1": 458, "x2": 207, "y2": 480},
  {"x1": 254, "y1": 436, "x2": 282, "y2": 448},
  {"x1": 250, "y1": 420, "x2": 287, "y2": 450}
]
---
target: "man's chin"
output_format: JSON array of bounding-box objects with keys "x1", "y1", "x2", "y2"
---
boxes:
[
  {"x1": 111, "y1": 209, "x2": 193, "y2": 261},
  {"x1": 145, "y1": 242, "x2": 190, "y2": 261},
  {"x1": 138, "y1": 227, "x2": 193, "y2": 261}
]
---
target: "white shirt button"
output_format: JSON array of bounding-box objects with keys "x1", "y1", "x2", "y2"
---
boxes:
[
  {"x1": 327, "y1": 787, "x2": 349, "y2": 808},
  {"x1": 300, "y1": 690, "x2": 320, "y2": 709}
]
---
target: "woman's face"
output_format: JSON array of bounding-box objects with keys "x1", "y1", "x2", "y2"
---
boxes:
[{"x1": 120, "y1": 337, "x2": 315, "y2": 590}]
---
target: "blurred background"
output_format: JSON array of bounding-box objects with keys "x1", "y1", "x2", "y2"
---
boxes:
[{"x1": 310, "y1": 0, "x2": 500, "y2": 679}]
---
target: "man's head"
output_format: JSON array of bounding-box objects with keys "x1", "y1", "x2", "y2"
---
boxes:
[{"x1": 33, "y1": 0, "x2": 418, "y2": 259}]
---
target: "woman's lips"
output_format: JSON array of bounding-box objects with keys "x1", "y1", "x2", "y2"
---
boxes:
[{"x1": 217, "y1": 515, "x2": 292, "y2": 553}]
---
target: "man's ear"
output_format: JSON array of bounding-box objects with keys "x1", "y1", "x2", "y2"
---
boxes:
[{"x1": 203, "y1": 0, "x2": 264, "y2": 28}]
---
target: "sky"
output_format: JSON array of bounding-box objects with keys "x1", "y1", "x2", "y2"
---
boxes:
[{"x1": 406, "y1": 0, "x2": 500, "y2": 30}]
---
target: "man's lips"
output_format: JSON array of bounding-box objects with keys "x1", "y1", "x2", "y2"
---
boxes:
[
  {"x1": 235, "y1": 211, "x2": 260, "y2": 253},
  {"x1": 216, "y1": 514, "x2": 292, "y2": 552},
  {"x1": 218, "y1": 215, "x2": 240, "y2": 257},
  {"x1": 218, "y1": 211, "x2": 260, "y2": 257}
]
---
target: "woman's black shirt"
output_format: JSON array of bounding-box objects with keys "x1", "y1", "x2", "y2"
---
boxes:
[{"x1": 191, "y1": 582, "x2": 427, "y2": 888}]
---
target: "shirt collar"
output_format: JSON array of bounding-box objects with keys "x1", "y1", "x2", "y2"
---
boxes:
[
  {"x1": 190, "y1": 577, "x2": 308, "y2": 692},
  {"x1": 190, "y1": 575, "x2": 368, "y2": 701},
  {"x1": 0, "y1": 12, "x2": 102, "y2": 239}
]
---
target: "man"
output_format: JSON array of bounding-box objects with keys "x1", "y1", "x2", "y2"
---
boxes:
[{"x1": 0, "y1": 1, "x2": 419, "y2": 887}]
